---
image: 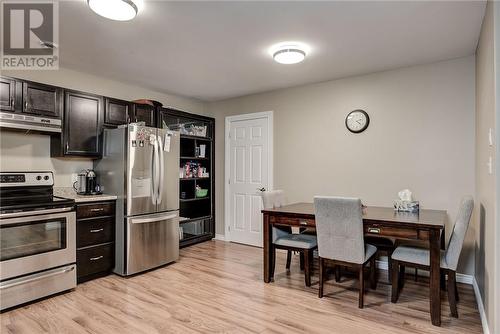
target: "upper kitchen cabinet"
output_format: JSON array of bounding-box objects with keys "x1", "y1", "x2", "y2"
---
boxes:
[
  {"x1": 129, "y1": 103, "x2": 155, "y2": 127},
  {"x1": 22, "y1": 81, "x2": 62, "y2": 118},
  {"x1": 51, "y1": 90, "x2": 103, "y2": 157},
  {"x1": 104, "y1": 97, "x2": 130, "y2": 127},
  {"x1": 0, "y1": 77, "x2": 19, "y2": 112}
]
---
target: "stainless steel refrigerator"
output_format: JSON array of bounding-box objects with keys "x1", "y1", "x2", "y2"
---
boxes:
[{"x1": 95, "y1": 124, "x2": 180, "y2": 276}]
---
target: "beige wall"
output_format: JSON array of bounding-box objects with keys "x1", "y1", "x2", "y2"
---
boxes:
[
  {"x1": 475, "y1": 2, "x2": 498, "y2": 333},
  {"x1": 207, "y1": 56, "x2": 476, "y2": 275},
  {"x1": 0, "y1": 67, "x2": 205, "y2": 187}
]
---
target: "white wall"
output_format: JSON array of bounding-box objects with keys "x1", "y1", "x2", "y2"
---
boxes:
[
  {"x1": 0, "y1": 66, "x2": 205, "y2": 187},
  {"x1": 207, "y1": 56, "x2": 476, "y2": 275},
  {"x1": 475, "y1": 1, "x2": 498, "y2": 332}
]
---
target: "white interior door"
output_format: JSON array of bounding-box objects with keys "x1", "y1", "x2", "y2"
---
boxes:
[{"x1": 226, "y1": 112, "x2": 272, "y2": 247}]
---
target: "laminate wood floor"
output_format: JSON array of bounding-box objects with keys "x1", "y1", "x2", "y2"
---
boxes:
[{"x1": 1, "y1": 240, "x2": 482, "y2": 334}]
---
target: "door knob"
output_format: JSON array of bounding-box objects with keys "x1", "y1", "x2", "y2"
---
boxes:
[{"x1": 257, "y1": 187, "x2": 266, "y2": 192}]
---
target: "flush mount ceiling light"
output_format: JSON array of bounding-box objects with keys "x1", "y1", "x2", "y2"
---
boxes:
[
  {"x1": 269, "y1": 41, "x2": 310, "y2": 65},
  {"x1": 87, "y1": 0, "x2": 143, "y2": 21}
]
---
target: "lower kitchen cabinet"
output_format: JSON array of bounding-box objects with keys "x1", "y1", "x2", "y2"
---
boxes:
[{"x1": 76, "y1": 200, "x2": 115, "y2": 283}]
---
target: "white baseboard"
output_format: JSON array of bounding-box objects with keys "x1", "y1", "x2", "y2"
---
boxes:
[
  {"x1": 213, "y1": 234, "x2": 226, "y2": 241},
  {"x1": 375, "y1": 260, "x2": 473, "y2": 285},
  {"x1": 473, "y1": 277, "x2": 490, "y2": 334}
]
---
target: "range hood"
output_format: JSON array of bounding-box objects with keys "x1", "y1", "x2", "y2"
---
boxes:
[{"x1": 0, "y1": 112, "x2": 61, "y2": 133}]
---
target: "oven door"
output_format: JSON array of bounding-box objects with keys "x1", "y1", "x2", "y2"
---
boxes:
[{"x1": 0, "y1": 209, "x2": 76, "y2": 281}]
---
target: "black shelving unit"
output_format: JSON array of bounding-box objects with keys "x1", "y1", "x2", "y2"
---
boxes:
[{"x1": 159, "y1": 108, "x2": 215, "y2": 248}]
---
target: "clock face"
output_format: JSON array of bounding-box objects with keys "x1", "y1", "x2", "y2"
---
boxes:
[{"x1": 346, "y1": 110, "x2": 370, "y2": 133}]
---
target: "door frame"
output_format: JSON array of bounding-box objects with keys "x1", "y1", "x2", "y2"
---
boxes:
[{"x1": 224, "y1": 111, "x2": 274, "y2": 244}]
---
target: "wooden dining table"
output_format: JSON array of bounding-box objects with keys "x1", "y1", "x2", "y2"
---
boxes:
[{"x1": 261, "y1": 203, "x2": 447, "y2": 326}]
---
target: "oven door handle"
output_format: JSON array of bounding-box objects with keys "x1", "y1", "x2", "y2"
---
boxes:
[
  {"x1": 0, "y1": 206, "x2": 73, "y2": 220},
  {"x1": 0, "y1": 265, "x2": 75, "y2": 290}
]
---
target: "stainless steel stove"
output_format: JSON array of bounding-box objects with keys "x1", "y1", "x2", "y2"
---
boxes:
[{"x1": 0, "y1": 172, "x2": 76, "y2": 311}]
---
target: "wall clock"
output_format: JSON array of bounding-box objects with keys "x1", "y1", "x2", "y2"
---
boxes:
[{"x1": 345, "y1": 109, "x2": 370, "y2": 133}]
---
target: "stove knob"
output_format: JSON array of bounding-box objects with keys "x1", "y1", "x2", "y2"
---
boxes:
[
  {"x1": 44, "y1": 175, "x2": 50, "y2": 181},
  {"x1": 36, "y1": 175, "x2": 42, "y2": 181}
]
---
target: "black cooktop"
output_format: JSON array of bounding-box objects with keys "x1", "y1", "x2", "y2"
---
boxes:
[{"x1": 0, "y1": 196, "x2": 75, "y2": 214}]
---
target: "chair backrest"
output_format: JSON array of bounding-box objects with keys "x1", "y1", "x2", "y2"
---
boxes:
[
  {"x1": 314, "y1": 196, "x2": 365, "y2": 264},
  {"x1": 261, "y1": 190, "x2": 286, "y2": 209},
  {"x1": 444, "y1": 196, "x2": 474, "y2": 271},
  {"x1": 262, "y1": 190, "x2": 288, "y2": 242}
]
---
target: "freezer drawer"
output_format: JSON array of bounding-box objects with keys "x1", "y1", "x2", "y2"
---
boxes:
[{"x1": 126, "y1": 211, "x2": 179, "y2": 275}]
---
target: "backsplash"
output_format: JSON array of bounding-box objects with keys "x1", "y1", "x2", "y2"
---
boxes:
[{"x1": 0, "y1": 131, "x2": 92, "y2": 187}]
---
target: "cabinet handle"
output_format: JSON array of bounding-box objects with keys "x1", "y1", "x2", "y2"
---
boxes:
[
  {"x1": 90, "y1": 255, "x2": 103, "y2": 261},
  {"x1": 11, "y1": 97, "x2": 14, "y2": 108},
  {"x1": 90, "y1": 208, "x2": 104, "y2": 212},
  {"x1": 368, "y1": 228, "x2": 381, "y2": 234},
  {"x1": 90, "y1": 228, "x2": 104, "y2": 233}
]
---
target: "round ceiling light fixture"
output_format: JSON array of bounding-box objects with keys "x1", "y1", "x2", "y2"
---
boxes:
[
  {"x1": 269, "y1": 41, "x2": 310, "y2": 65},
  {"x1": 87, "y1": 0, "x2": 144, "y2": 21}
]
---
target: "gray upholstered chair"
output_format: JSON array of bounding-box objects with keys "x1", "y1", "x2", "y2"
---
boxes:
[
  {"x1": 262, "y1": 190, "x2": 317, "y2": 286},
  {"x1": 391, "y1": 196, "x2": 474, "y2": 318},
  {"x1": 314, "y1": 196, "x2": 377, "y2": 308}
]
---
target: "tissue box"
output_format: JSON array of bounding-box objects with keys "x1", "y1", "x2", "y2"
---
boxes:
[{"x1": 394, "y1": 200, "x2": 419, "y2": 213}]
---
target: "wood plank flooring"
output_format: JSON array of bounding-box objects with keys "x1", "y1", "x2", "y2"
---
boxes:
[{"x1": 1, "y1": 240, "x2": 482, "y2": 334}]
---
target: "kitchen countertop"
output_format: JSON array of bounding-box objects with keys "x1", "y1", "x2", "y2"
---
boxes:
[{"x1": 54, "y1": 187, "x2": 117, "y2": 203}]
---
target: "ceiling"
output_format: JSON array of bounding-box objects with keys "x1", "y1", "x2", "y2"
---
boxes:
[{"x1": 59, "y1": 1, "x2": 486, "y2": 101}]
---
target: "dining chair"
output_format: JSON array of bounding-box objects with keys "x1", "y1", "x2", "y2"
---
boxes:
[
  {"x1": 262, "y1": 190, "x2": 318, "y2": 286},
  {"x1": 314, "y1": 196, "x2": 377, "y2": 308},
  {"x1": 390, "y1": 196, "x2": 474, "y2": 317}
]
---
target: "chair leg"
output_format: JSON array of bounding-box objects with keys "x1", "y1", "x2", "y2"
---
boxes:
[
  {"x1": 370, "y1": 256, "x2": 377, "y2": 290},
  {"x1": 270, "y1": 245, "x2": 276, "y2": 281},
  {"x1": 358, "y1": 265, "x2": 365, "y2": 309},
  {"x1": 441, "y1": 270, "x2": 446, "y2": 291},
  {"x1": 303, "y1": 250, "x2": 311, "y2": 287},
  {"x1": 318, "y1": 257, "x2": 324, "y2": 298},
  {"x1": 399, "y1": 265, "x2": 405, "y2": 289},
  {"x1": 334, "y1": 265, "x2": 341, "y2": 282},
  {"x1": 391, "y1": 260, "x2": 399, "y2": 303},
  {"x1": 286, "y1": 251, "x2": 292, "y2": 271},
  {"x1": 387, "y1": 250, "x2": 393, "y2": 284},
  {"x1": 447, "y1": 270, "x2": 459, "y2": 318},
  {"x1": 299, "y1": 252, "x2": 305, "y2": 271},
  {"x1": 455, "y1": 279, "x2": 460, "y2": 302}
]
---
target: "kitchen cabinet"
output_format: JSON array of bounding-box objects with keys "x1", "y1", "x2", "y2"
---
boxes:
[
  {"x1": 129, "y1": 103, "x2": 155, "y2": 126},
  {"x1": 76, "y1": 200, "x2": 116, "y2": 283},
  {"x1": 51, "y1": 90, "x2": 103, "y2": 157},
  {"x1": 0, "y1": 77, "x2": 18, "y2": 112},
  {"x1": 22, "y1": 81, "x2": 62, "y2": 117},
  {"x1": 104, "y1": 97, "x2": 130, "y2": 126}
]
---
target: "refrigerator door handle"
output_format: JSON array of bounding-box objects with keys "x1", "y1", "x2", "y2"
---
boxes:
[
  {"x1": 157, "y1": 134, "x2": 165, "y2": 204},
  {"x1": 130, "y1": 213, "x2": 178, "y2": 224},
  {"x1": 152, "y1": 135, "x2": 160, "y2": 205},
  {"x1": 150, "y1": 139, "x2": 156, "y2": 205}
]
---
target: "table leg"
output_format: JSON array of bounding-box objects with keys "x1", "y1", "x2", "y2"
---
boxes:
[
  {"x1": 263, "y1": 213, "x2": 272, "y2": 283},
  {"x1": 429, "y1": 229, "x2": 441, "y2": 326}
]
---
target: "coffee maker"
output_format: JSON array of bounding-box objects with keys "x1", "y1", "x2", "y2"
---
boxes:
[{"x1": 73, "y1": 169, "x2": 101, "y2": 195}]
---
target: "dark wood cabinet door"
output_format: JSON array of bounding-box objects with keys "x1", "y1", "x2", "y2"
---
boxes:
[
  {"x1": 64, "y1": 91, "x2": 103, "y2": 156},
  {"x1": 22, "y1": 82, "x2": 61, "y2": 117},
  {"x1": 105, "y1": 98, "x2": 129, "y2": 126},
  {"x1": 130, "y1": 104, "x2": 155, "y2": 127},
  {"x1": 0, "y1": 77, "x2": 17, "y2": 112}
]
